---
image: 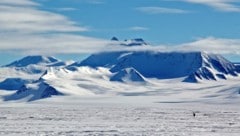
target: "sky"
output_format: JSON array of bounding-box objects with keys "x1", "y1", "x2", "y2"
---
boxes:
[{"x1": 1, "y1": 0, "x2": 240, "y2": 65}]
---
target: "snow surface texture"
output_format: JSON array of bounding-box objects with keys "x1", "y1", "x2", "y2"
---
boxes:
[{"x1": 0, "y1": 98, "x2": 240, "y2": 136}]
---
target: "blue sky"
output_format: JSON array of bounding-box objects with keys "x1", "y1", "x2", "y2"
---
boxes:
[
  {"x1": 1, "y1": 0, "x2": 240, "y2": 65},
  {"x1": 41, "y1": 0, "x2": 240, "y2": 44}
]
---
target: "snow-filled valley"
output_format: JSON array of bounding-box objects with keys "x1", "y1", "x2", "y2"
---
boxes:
[{"x1": 0, "y1": 39, "x2": 240, "y2": 135}]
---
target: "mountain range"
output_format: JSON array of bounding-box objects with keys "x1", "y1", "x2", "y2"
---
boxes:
[{"x1": 0, "y1": 38, "x2": 239, "y2": 101}]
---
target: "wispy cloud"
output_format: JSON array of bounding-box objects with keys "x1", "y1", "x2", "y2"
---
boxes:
[
  {"x1": 55, "y1": 7, "x2": 78, "y2": 12},
  {"x1": 0, "y1": 4, "x2": 87, "y2": 33},
  {"x1": 179, "y1": 0, "x2": 240, "y2": 12},
  {"x1": 129, "y1": 26, "x2": 149, "y2": 31},
  {"x1": 0, "y1": 0, "x2": 39, "y2": 6},
  {"x1": 101, "y1": 37, "x2": 240, "y2": 56},
  {"x1": 0, "y1": 33, "x2": 109, "y2": 54},
  {"x1": 177, "y1": 37, "x2": 240, "y2": 54},
  {"x1": 136, "y1": 7, "x2": 189, "y2": 14},
  {"x1": 1, "y1": 0, "x2": 239, "y2": 57},
  {"x1": 0, "y1": 0, "x2": 109, "y2": 55},
  {"x1": 87, "y1": 0, "x2": 105, "y2": 4},
  {"x1": 69, "y1": 0, "x2": 104, "y2": 5}
]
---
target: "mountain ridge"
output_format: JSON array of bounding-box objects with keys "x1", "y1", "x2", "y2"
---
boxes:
[
  {"x1": 0, "y1": 50, "x2": 240, "y2": 101},
  {"x1": 77, "y1": 51, "x2": 239, "y2": 82},
  {"x1": 4, "y1": 55, "x2": 60, "y2": 67}
]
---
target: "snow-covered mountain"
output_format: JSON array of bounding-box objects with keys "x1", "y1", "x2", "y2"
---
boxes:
[
  {"x1": 0, "y1": 55, "x2": 72, "y2": 91},
  {"x1": 110, "y1": 37, "x2": 148, "y2": 46},
  {"x1": 77, "y1": 51, "x2": 239, "y2": 82},
  {"x1": 235, "y1": 63, "x2": 240, "y2": 73},
  {"x1": 121, "y1": 38, "x2": 148, "y2": 46},
  {"x1": 0, "y1": 42, "x2": 240, "y2": 101},
  {"x1": 69, "y1": 51, "x2": 127, "y2": 68},
  {"x1": 4, "y1": 55, "x2": 60, "y2": 67},
  {"x1": 0, "y1": 78, "x2": 31, "y2": 90},
  {"x1": 110, "y1": 67, "x2": 146, "y2": 82},
  {"x1": 69, "y1": 37, "x2": 148, "y2": 68},
  {"x1": 184, "y1": 53, "x2": 238, "y2": 82},
  {"x1": 3, "y1": 55, "x2": 71, "y2": 74},
  {"x1": 4, "y1": 81, "x2": 63, "y2": 101}
]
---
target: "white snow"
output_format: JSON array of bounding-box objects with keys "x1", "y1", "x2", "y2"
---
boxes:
[
  {"x1": 0, "y1": 52, "x2": 240, "y2": 135},
  {"x1": 0, "y1": 97, "x2": 240, "y2": 136},
  {"x1": 4, "y1": 55, "x2": 59, "y2": 67},
  {"x1": 110, "y1": 67, "x2": 146, "y2": 82}
]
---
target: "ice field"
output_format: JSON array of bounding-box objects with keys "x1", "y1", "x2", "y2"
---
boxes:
[{"x1": 0, "y1": 96, "x2": 240, "y2": 136}]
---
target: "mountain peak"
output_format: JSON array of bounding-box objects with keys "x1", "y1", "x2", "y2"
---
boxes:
[
  {"x1": 123, "y1": 38, "x2": 148, "y2": 46},
  {"x1": 110, "y1": 37, "x2": 148, "y2": 46},
  {"x1": 5, "y1": 55, "x2": 60, "y2": 67},
  {"x1": 78, "y1": 50, "x2": 239, "y2": 82},
  {"x1": 111, "y1": 36, "x2": 119, "y2": 41},
  {"x1": 110, "y1": 67, "x2": 146, "y2": 82}
]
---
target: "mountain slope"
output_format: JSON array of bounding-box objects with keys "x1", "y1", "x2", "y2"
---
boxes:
[
  {"x1": 5, "y1": 55, "x2": 60, "y2": 67},
  {"x1": 110, "y1": 67, "x2": 146, "y2": 82},
  {"x1": 110, "y1": 52, "x2": 203, "y2": 79},
  {"x1": 79, "y1": 51, "x2": 239, "y2": 82},
  {"x1": 0, "y1": 78, "x2": 31, "y2": 90},
  {"x1": 235, "y1": 63, "x2": 240, "y2": 73},
  {"x1": 184, "y1": 53, "x2": 238, "y2": 82},
  {"x1": 69, "y1": 52, "x2": 127, "y2": 68},
  {"x1": 4, "y1": 81, "x2": 63, "y2": 102},
  {"x1": 0, "y1": 56, "x2": 70, "y2": 91},
  {"x1": 0, "y1": 49, "x2": 240, "y2": 102},
  {"x1": 121, "y1": 38, "x2": 148, "y2": 46},
  {"x1": 68, "y1": 38, "x2": 148, "y2": 69},
  {"x1": 2, "y1": 55, "x2": 69, "y2": 74}
]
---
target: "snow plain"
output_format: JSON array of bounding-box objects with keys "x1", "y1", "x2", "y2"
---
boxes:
[
  {"x1": 0, "y1": 96, "x2": 240, "y2": 136},
  {"x1": 0, "y1": 66, "x2": 240, "y2": 135}
]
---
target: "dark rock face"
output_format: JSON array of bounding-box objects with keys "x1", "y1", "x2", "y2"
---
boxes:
[
  {"x1": 235, "y1": 65, "x2": 240, "y2": 73},
  {"x1": 184, "y1": 53, "x2": 238, "y2": 82},
  {"x1": 16, "y1": 85, "x2": 28, "y2": 95},
  {"x1": 111, "y1": 37, "x2": 119, "y2": 41},
  {"x1": 124, "y1": 38, "x2": 148, "y2": 46},
  {"x1": 184, "y1": 67, "x2": 216, "y2": 82},
  {"x1": 41, "y1": 84, "x2": 62, "y2": 98}
]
